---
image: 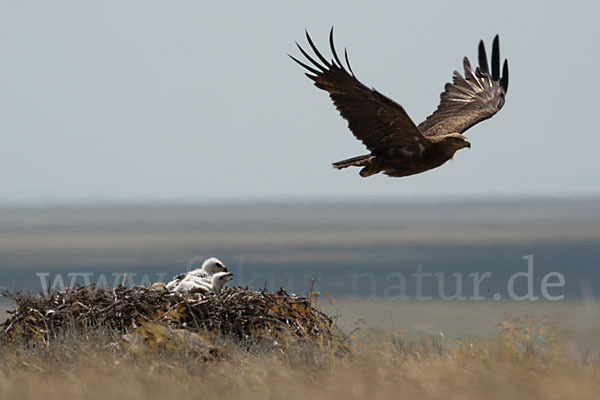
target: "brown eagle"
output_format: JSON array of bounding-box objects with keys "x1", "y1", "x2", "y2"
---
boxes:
[{"x1": 290, "y1": 29, "x2": 509, "y2": 178}]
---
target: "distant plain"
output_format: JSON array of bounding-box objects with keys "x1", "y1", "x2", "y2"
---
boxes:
[{"x1": 1, "y1": 198, "x2": 599, "y2": 340}]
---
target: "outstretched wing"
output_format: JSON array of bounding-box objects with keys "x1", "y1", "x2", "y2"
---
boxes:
[
  {"x1": 290, "y1": 28, "x2": 428, "y2": 152},
  {"x1": 418, "y1": 35, "x2": 509, "y2": 137}
]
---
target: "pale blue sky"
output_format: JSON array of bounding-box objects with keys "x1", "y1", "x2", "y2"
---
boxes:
[{"x1": 0, "y1": 0, "x2": 598, "y2": 204}]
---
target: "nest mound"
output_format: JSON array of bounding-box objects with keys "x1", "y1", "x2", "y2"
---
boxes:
[{"x1": 0, "y1": 285, "x2": 347, "y2": 352}]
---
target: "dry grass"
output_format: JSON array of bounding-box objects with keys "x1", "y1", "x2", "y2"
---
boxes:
[{"x1": 0, "y1": 315, "x2": 598, "y2": 400}]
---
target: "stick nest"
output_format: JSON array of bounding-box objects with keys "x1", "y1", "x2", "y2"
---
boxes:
[{"x1": 0, "y1": 285, "x2": 347, "y2": 353}]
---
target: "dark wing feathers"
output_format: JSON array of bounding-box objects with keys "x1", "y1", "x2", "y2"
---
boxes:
[
  {"x1": 418, "y1": 34, "x2": 509, "y2": 137},
  {"x1": 491, "y1": 35, "x2": 500, "y2": 81},
  {"x1": 501, "y1": 59, "x2": 509, "y2": 93},
  {"x1": 290, "y1": 28, "x2": 427, "y2": 152},
  {"x1": 477, "y1": 40, "x2": 489, "y2": 75}
]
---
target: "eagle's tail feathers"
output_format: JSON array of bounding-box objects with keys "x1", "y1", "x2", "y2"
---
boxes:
[{"x1": 332, "y1": 154, "x2": 373, "y2": 170}]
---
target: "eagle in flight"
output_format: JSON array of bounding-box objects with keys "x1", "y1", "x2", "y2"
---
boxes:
[{"x1": 290, "y1": 29, "x2": 509, "y2": 178}]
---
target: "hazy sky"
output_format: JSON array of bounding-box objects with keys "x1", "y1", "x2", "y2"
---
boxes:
[{"x1": 1, "y1": 1, "x2": 598, "y2": 204}]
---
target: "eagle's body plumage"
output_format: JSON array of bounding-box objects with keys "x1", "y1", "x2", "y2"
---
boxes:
[
  {"x1": 165, "y1": 257, "x2": 228, "y2": 291},
  {"x1": 172, "y1": 272, "x2": 233, "y2": 294},
  {"x1": 290, "y1": 29, "x2": 509, "y2": 178}
]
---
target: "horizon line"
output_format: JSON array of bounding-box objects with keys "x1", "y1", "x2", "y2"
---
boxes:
[{"x1": 1, "y1": 193, "x2": 599, "y2": 209}]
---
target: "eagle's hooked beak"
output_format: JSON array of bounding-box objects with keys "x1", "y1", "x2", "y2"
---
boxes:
[{"x1": 465, "y1": 141, "x2": 471, "y2": 149}]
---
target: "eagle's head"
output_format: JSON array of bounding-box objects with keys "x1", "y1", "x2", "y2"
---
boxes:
[
  {"x1": 212, "y1": 272, "x2": 234, "y2": 294},
  {"x1": 201, "y1": 257, "x2": 228, "y2": 275},
  {"x1": 442, "y1": 133, "x2": 471, "y2": 151}
]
